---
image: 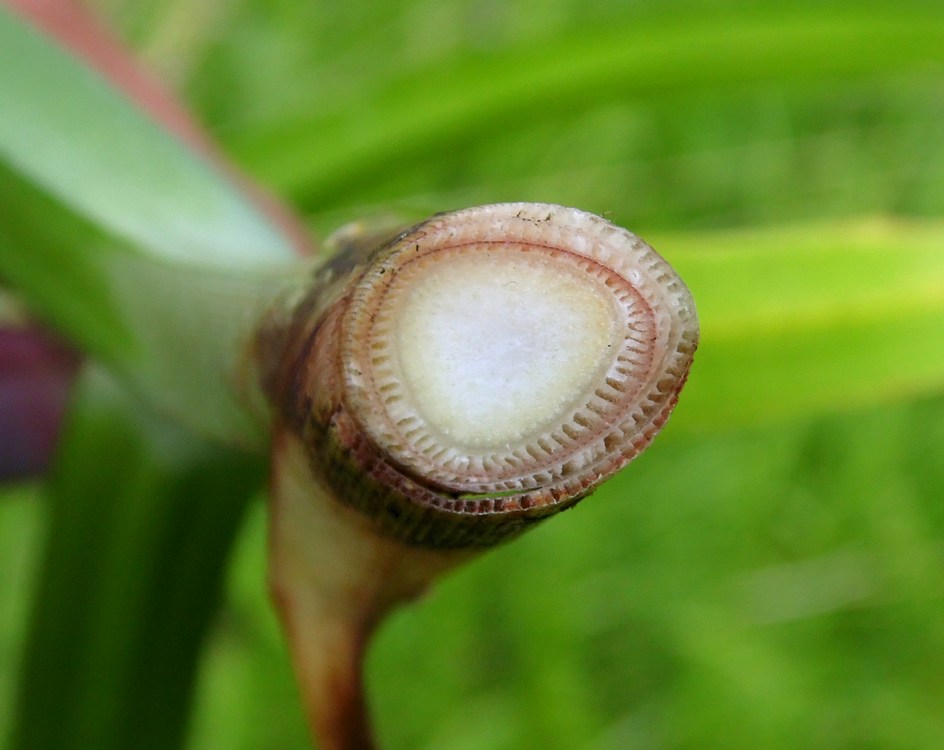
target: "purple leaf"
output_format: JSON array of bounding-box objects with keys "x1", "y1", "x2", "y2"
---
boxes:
[{"x1": 0, "y1": 326, "x2": 80, "y2": 481}]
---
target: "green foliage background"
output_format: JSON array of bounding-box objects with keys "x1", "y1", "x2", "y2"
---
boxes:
[{"x1": 2, "y1": 0, "x2": 944, "y2": 748}]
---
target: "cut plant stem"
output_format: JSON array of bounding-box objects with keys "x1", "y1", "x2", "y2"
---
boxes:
[
  {"x1": 263, "y1": 203, "x2": 698, "y2": 749},
  {"x1": 270, "y1": 433, "x2": 471, "y2": 750}
]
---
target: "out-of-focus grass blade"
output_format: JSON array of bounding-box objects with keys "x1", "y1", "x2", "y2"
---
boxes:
[
  {"x1": 0, "y1": 159, "x2": 135, "y2": 366},
  {"x1": 663, "y1": 218, "x2": 944, "y2": 430},
  {"x1": 232, "y1": 6, "x2": 944, "y2": 210},
  {"x1": 10, "y1": 367, "x2": 265, "y2": 750},
  {"x1": 0, "y1": 8, "x2": 305, "y2": 445},
  {"x1": 0, "y1": 153, "x2": 295, "y2": 445},
  {"x1": 0, "y1": 6, "x2": 295, "y2": 270}
]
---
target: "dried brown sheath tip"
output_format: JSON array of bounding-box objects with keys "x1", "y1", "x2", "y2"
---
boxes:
[{"x1": 266, "y1": 203, "x2": 699, "y2": 550}]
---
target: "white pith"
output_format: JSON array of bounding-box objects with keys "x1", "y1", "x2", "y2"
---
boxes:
[{"x1": 391, "y1": 247, "x2": 619, "y2": 448}]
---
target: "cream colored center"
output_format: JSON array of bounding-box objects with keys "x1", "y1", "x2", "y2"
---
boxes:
[{"x1": 394, "y1": 251, "x2": 618, "y2": 449}]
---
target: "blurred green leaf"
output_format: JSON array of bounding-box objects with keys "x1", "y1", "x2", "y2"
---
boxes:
[
  {"x1": 231, "y1": 6, "x2": 944, "y2": 213},
  {"x1": 663, "y1": 218, "x2": 944, "y2": 429},
  {"x1": 0, "y1": 484, "x2": 43, "y2": 736},
  {"x1": 0, "y1": 6, "x2": 295, "y2": 270},
  {"x1": 10, "y1": 368, "x2": 265, "y2": 750},
  {"x1": 0, "y1": 7, "x2": 305, "y2": 445}
]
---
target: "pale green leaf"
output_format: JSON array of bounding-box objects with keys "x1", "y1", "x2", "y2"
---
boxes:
[{"x1": 662, "y1": 218, "x2": 944, "y2": 430}]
